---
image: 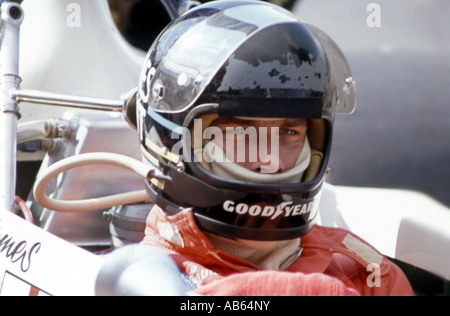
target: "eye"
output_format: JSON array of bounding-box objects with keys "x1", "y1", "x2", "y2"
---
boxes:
[{"x1": 281, "y1": 129, "x2": 297, "y2": 136}]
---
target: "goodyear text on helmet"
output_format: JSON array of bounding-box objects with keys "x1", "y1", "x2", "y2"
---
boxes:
[{"x1": 223, "y1": 200, "x2": 314, "y2": 220}]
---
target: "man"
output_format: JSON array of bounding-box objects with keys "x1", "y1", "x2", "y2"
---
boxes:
[{"x1": 137, "y1": 0, "x2": 414, "y2": 295}]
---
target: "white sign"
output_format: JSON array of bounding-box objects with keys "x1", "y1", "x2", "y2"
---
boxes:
[{"x1": 0, "y1": 210, "x2": 103, "y2": 296}]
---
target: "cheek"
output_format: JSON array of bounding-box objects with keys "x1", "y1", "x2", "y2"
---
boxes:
[{"x1": 279, "y1": 141, "x2": 304, "y2": 169}]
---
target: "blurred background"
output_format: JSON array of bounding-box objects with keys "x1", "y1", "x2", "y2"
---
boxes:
[
  {"x1": 293, "y1": 0, "x2": 450, "y2": 207},
  {"x1": 108, "y1": 0, "x2": 450, "y2": 207},
  {"x1": 107, "y1": 0, "x2": 298, "y2": 49}
]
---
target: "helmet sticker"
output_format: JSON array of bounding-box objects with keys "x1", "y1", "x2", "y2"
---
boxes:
[{"x1": 223, "y1": 200, "x2": 315, "y2": 221}]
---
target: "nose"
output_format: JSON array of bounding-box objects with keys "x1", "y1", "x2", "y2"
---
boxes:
[{"x1": 248, "y1": 131, "x2": 283, "y2": 174}]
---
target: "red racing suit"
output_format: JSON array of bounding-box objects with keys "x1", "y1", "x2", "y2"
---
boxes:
[{"x1": 141, "y1": 205, "x2": 414, "y2": 296}]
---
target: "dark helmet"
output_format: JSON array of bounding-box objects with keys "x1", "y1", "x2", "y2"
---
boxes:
[{"x1": 135, "y1": 0, "x2": 355, "y2": 241}]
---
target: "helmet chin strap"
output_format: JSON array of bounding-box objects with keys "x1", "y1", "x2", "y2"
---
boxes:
[{"x1": 204, "y1": 137, "x2": 311, "y2": 184}]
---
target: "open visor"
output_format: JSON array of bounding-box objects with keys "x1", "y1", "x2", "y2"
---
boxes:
[
  {"x1": 142, "y1": 3, "x2": 356, "y2": 115},
  {"x1": 307, "y1": 24, "x2": 356, "y2": 114}
]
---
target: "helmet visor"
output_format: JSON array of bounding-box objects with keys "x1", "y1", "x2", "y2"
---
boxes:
[
  {"x1": 307, "y1": 24, "x2": 356, "y2": 114},
  {"x1": 142, "y1": 10, "x2": 355, "y2": 115}
]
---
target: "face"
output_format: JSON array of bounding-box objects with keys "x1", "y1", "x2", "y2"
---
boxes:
[{"x1": 209, "y1": 117, "x2": 308, "y2": 174}]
